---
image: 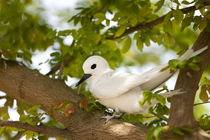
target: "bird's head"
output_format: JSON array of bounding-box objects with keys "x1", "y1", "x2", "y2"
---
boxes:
[{"x1": 76, "y1": 55, "x2": 110, "y2": 87}]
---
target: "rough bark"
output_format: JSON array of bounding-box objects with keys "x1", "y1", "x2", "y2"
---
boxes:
[
  {"x1": 0, "y1": 32, "x2": 209, "y2": 139},
  {"x1": 168, "y1": 31, "x2": 210, "y2": 127}
]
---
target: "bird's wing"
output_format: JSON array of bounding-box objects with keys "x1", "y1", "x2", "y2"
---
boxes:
[
  {"x1": 94, "y1": 46, "x2": 208, "y2": 99},
  {"x1": 137, "y1": 64, "x2": 173, "y2": 90},
  {"x1": 93, "y1": 64, "x2": 176, "y2": 99},
  {"x1": 92, "y1": 71, "x2": 147, "y2": 99}
]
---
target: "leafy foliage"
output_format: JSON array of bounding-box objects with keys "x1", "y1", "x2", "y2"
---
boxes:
[
  {"x1": 168, "y1": 56, "x2": 203, "y2": 72},
  {"x1": 0, "y1": 0, "x2": 210, "y2": 139}
]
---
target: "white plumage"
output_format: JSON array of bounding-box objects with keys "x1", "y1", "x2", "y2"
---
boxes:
[{"x1": 77, "y1": 46, "x2": 208, "y2": 115}]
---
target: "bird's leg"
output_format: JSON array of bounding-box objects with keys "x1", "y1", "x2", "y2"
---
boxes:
[
  {"x1": 100, "y1": 108, "x2": 119, "y2": 124},
  {"x1": 114, "y1": 112, "x2": 125, "y2": 119}
]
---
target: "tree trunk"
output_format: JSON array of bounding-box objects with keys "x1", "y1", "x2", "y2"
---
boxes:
[{"x1": 168, "y1": 30, "x2": 210, "y2": 127}]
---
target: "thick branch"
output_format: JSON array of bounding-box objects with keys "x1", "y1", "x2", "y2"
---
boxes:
[
  {"x1": 168, "y1": 30, "x2": 210, "y2": 127},
  {"x1": 0, "y1": 61, "x2": 149, "y2": 139},
  {"x1": 106, "y1": 2, "x2": 210, "y2": 40},
  {"x1": 0, "y1": 120, "x2": 71, "y2": 138}
]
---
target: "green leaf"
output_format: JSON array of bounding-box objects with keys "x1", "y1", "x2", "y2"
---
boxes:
[
  {"x1": 94, "y1": 13, "x2": 105, "y2": 20},
  {"x1": 173, "y1": 10, "x2": 183, "y2": 24},
  {"x1": 94, "y1": 13, "x2": 105, "y2": 25},
  {"x1": 199, "y1": 17, "x2": 207, "y2": 31},
  {"x1": 156, "y1": 94, "x2": 166, "y2": 105},
  {"x1": 181, "y1": 16, "x2": 193, "y2": 30},
  {"x1": 50, "y1": 52, "x2": 60, "y2": 57},
  {"x1": 130, "y1": 17, "x2": 138, "y2": 26},
  {"x1": 145, "y1": 38, "x2": 150, "y2": 47},
  {"x1": 140, "y1": 90, "x2": 154, "y2": 106},
  {"x1": 163, "y1": 13, "x2": 172, "y2": 33},
  {"x1": 164, "y1": 33, "x2": 173, "y2": 47},
  {"x1": 173, "y1": 128, "x2": 184, "y2": 135},
  {"x1": 119, "y1": 17, "x2": 128, "y2": 25},
  {"x1": 147, "y1": 127, "x2": 157, "y2": 140},
  {"x1": 154, "y1": 103, "x2": 169, "y2": 116},
  {"x1": 92, "y1": 34, "x2": 101, "y2": 44},
  {"x1": 153, "y1": 126, "x2": 162, "y2": 140},
  {"x1": 177, "y1": 60, "x2": 187, "y2": 68},
  {"x1": 157, "y1": 34, "x2": 163, "y2": 45},
  {"x1": 188, "y1": 63, "x2": 200, "y2": 71},
  {"x1": 115, "y1": 25, "x2": 127, "y2": 37},
  {"x1": 192, "y1": 56, "x2": 203, "y2": 63},
  {"x1": 106, "y1": 19, "x2": 110, "y2": 26},
  {"x1": 136, "y1": 38, "x2": 144, "y2": 51},
  {"x1": 155, "y1": 0, "x2": 165, "y2": 12},
  {"x1": 168, "y1": 59, "x2": 179, "y2": 70},
  {"x1": 199, "y1": 85, "x2": 209, "y2": 102},
  {"x1": 122, "y1": 37, "x2": 131, "y2": 53},
  {"x1": 147, "y1": 126, "x2": 162, "y2": 140},
  {"x1": 38, "y1": 135, "x2": 48, "y2": 140},
  {"x1": 103, "y1": 40, "x2": 118, "y2": 51},
  {"x1": 180, "y1": 126, "x2": 193, "y2": 132},
  {"x1": 182, "y1": 1, "x2": 191, "y2": 5}
]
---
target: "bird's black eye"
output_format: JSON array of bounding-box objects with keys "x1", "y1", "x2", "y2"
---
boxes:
[{"x1": 91, "y1": 64, "x2": 96, "y2": 69}]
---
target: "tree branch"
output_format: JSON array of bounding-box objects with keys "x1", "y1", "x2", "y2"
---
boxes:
[
  {"x1": 9, "y1": 131, "x2": 25, "y2": 140},
  {"x1": 106, "y1": 2, "x2": 210, "y2": 40},
  {"x1": 194, "y1": 101, "x2": 210, "y2": 106},
  {"x1": 0, "y1": 120, "x2": 72, "y2": 139},
  {"x1": 46, "y1": 40, "x2": 75, "y2": 76}
]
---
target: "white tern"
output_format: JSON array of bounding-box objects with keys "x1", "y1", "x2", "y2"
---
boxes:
[{"x1": 76, "y1": 46, "x2": 208, "y2": 121}]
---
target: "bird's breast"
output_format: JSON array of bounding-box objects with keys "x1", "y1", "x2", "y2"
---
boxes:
[{"x1": 98, "y1": 88, "x2": 146, "y2": 114}]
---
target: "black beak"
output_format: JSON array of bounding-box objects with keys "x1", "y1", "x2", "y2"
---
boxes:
[{"x1": 75, "y1": 74, "x2": 92, "y2": 87}]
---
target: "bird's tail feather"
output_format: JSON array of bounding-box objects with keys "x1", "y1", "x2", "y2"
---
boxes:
[
  {"x1": 161, "y1": 89, "x2": 185, "y2": 98},
  {"x1": 179, "y1": 45, "x2": 208, "y2": 61}
]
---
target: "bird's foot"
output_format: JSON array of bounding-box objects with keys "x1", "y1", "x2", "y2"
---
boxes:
[
  {"x1": 100, "y1": 115, "x2": 115, "y2": 124},
  {"x1": 100, "y1": 112, "x2": 125, "y2": 124}
]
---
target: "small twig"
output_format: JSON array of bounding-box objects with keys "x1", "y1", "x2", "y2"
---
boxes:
[
  {"x1": 194, "y1": 101, "x2": 210, "y2": 106},
  {"x1": 143, "y1": 116, "x2": 156, "y2": 119},
  {"x1": 0, "y1": 34, "x2": 8, "y2": 41},
  {"x1": 3, "y1": 60, "x2": 7, "y2": 69},
  {"x1": 58, "y1": 62, "x2": 64, "y2": 79},
  {"x1": 0, "y1": 120, "x2": 72, "y2": 139},
  {"x1": 9, "y1": 131, "x2": 25, "y2": 140},
  {"x1": 0, "y1": 96, "x2": 7, "y2": 99},
  {"x1": 96, "y1": 3, "x2": 106, "y2": 13},
  {"x1": 46, "y1": 56, "x2": 75, "y2": 76},
  {"x1": 77, "y1": 83, "x2": 83, "y2": 94},
  {"x1": 90, "y1": 2, "x2": 107, "y2": 19},
  {"x1": 70, "y1": 40, "x2": 75, "y2": 48},
  {"x1": 151, "y1": 112, "x2": 167, "y2": 121},
  {"x1": 46, "y1": 40, "x2": 75, "y2": 76}
]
